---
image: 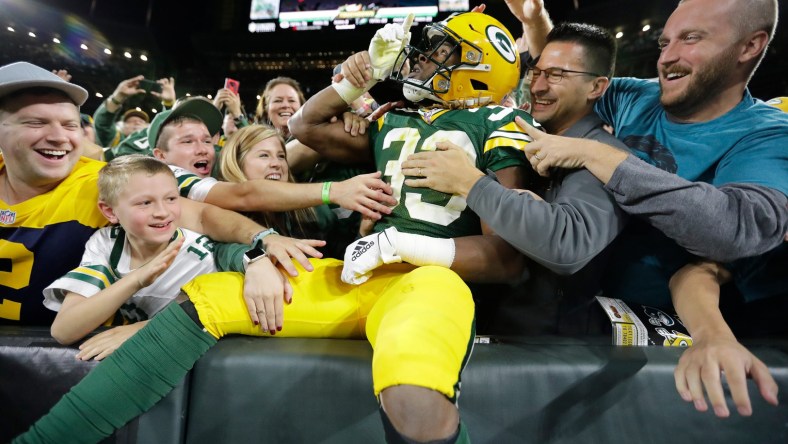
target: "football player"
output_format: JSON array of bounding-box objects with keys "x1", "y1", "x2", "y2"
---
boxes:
[{"x1": 289, "y1": 11, "x2": 536, "y2": 442}]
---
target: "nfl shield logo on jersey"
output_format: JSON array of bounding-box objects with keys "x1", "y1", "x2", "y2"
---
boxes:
[{"x1": 0, "y1": 209, "x2": 16, "y2": 224}]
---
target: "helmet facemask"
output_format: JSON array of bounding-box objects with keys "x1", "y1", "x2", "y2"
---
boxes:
[
  {"x1": 390, "y1": 23, "x2": 472, "y2": 105},
  {"x1": 388, "y1": 12, "x2": 520, "y2": 109}
]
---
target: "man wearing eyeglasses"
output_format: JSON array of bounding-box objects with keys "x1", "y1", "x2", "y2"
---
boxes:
[
  {"x1": 513, "y1": 0, "x2": 787, "y2": 308},
  {"x1": 401, "y1": 22, "x2": 629, "y2": 334},
  {"x1": 513, "y1": 0, "x2": 788, "y2": 419}
]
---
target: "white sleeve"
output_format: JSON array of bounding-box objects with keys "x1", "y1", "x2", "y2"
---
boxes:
[{"x1": 169, "y1": 165, "x2": 218, "y2": 202}]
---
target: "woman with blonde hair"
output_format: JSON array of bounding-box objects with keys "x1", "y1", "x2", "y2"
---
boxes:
[{"x1": 220, "y1": 124, "x2": 336, "y2": 244}]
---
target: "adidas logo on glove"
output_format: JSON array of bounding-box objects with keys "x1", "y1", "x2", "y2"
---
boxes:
[{"x1": 351, "y1": 240, "x2": 375, "y2": 261}]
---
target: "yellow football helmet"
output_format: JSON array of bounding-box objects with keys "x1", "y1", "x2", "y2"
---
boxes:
[{"x1": 390, "y1": 12, "x2": 520, "y2": 108}]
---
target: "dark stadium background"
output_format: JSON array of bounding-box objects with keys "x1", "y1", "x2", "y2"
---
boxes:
[{"x1": 1, "y1": 0, "x2": 785, "y2": 116}]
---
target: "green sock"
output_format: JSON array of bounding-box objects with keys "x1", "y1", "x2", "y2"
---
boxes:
[
  {"x1": 455, "y1": 421, "x2": 470, "y2": 444},
  {"x1": 14, "y1": 303, "x2": 216, "y2": 444}
]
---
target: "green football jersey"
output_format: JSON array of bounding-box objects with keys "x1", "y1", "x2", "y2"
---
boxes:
[{"x1": 369, "y1": 105, "x2": 533, "y2": 239}]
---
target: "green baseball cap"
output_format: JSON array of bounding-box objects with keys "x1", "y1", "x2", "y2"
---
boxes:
[{"x1": 147, "y1": 97, "x2": 222, "y2": 149}]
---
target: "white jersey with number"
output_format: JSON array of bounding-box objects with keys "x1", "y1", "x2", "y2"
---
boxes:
[{"x1": 43, "y1": 226, "x2": 217, "y2": 322}]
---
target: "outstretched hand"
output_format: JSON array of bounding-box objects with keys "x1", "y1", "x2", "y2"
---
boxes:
[
  {"x1": 504, "y1": 0, "x2": 544, "y2": 24},
  {"x1": 515, "y1": 116, "x2": 587, "y2": 175},
  {"x1": 76, "y1": 322, "x2": 148, "y2": 361},
  {"x1": 402, "y1": 141, "x2": 484, "y2": 197},
  {"x1": 51, "y1": 69, "x2": 72, "y2": 82},
  {"x1": 262, "y1": 234, "x2": 325, "y2": 276},
  {"x1": 675, "y1": 337, "x2": 779, "y2": 417},
  {"x1": 133, "y1": 237, "x2": 184, "y2": 289},
  {"x1": 332, "y1": 171, "x2": 397, "y2": 220},
  {"x1": 517, "y1": 116, "x2": 627, "y2": 182}
]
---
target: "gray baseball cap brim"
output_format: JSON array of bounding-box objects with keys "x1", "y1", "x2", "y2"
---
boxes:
[{"x1": 0, "y1": 61, "x2": 89, "y2": 106}]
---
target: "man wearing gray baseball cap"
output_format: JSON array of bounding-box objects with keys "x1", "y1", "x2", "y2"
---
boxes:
[{"x1": 0, "y1": 61, "x2": 317, "y2": 326}]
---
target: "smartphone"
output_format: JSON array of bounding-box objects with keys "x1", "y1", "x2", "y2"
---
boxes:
[
  {"x1": 224, "y1": 78, "x2": 240, "y2": 95},
  {"x1": 139, "y1": 79, "x2": 162, "y2": 94}
]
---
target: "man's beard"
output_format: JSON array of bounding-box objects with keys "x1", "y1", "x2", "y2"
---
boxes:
[{"x1": 660, "y1": 46, "x2": 739, "y2": 119}]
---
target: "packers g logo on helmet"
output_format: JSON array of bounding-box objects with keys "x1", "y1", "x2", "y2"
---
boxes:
[
  {"x1": 486, "y1": 25, "x2": 517, "y2": 64},
  {"x1": 390, "y1": 12, "x2": 521, "y2": 108}
]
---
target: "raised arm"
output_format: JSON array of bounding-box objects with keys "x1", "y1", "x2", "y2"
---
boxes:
[
  {"x1": 289, "y1": 15, "x2": 414, "y2": 162},
  {"x1": 505, "y1": 0, "x2": 553, "y2": 58},
  {"x1": 50, "y1": 238, "x2": 183, "y2": 345},
  {"x1": 288, "y1": 70, "x2": 373, "y2": 164}
]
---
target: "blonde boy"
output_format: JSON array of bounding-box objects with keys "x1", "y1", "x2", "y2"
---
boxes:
[{"x1": 43, "y1": 155, "x2": 266, "y2": 360}]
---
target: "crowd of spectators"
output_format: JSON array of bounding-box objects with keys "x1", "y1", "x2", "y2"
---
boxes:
[{"x1": 2, "y1": 0, "x2": 787, "y2": 442}]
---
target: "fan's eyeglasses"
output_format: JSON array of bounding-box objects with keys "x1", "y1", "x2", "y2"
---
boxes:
[{"x1": 526, "y1": 66, "x2": 605, "y2": 84}]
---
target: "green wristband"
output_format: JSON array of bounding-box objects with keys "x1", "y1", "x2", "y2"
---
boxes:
[{"x1": 322, "y1": 181, "x2": 332, "y2": 205}]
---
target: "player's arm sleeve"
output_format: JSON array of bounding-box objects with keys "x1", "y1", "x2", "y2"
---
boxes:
[
  {"x1": 480, "y1": 117, "x2": 532, "y2": 173},
  {"x1": 92, "y1": 101, "x2": 121, "y2": 147},
  {"x1": 212, "y1": 242, "x2": 249, "y2": 272},
  {"x1": 605, "y1": 155, "x2": 788, "y2": 262},
  {"x1": 288, "y1": 85, "x2": 373, "y2": 164},
  {"x1": 467, "y1": 169, "x2": 626, "y2": 275}
]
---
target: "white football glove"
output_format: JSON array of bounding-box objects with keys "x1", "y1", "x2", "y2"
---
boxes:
[
  {"x1": 341, "y1": 226, "x2": 456, "y2": 285},
  {"x1": 342, "y1": 227, "x2": 401, "y2": 285},
  {"x1": 367, "y1": 13, "x2": 414, "y2": 80}
]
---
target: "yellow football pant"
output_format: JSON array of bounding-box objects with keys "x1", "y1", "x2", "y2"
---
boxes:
[{"x1": 183, "y1": 258, "x2": 475, "y2": 400}]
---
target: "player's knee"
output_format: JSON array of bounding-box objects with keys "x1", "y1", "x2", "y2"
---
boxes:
[{"x1": 407, "y1": 266, "x2": 474, "y2": 313}]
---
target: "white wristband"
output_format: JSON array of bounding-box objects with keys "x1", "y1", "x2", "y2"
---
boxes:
[
  {"x1": 331, "y1": 78, "x2": 378, "y2": 106},
  {"x1": 395, "y1": 231, "x2": 455, "y2": 268}
]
